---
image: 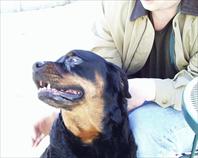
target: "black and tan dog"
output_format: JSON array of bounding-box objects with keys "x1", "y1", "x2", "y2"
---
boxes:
[{"x1": 33, "y1": 50, "x2": 137, "y2": 158}]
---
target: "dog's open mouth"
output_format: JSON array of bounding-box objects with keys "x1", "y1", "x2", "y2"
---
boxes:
[{"x1": 35, "y1": 80, "x2": 84, "y2": 108}]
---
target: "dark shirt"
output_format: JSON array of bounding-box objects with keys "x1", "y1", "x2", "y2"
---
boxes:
[
  {"x1": 129, "y1": 0, "x2": 198, "y2": 79},
  {"x1": 132, "y1": 15, "x2": 178, "y2": 79}
]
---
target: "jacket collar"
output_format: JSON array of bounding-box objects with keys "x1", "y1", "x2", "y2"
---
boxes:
[
  {"x1": 181, "y1": 0, "x2": 198, "y2": 16},
  {"x1": 130, "y1": 0, "x2": 147, "y2": 21},
  {"x1": 130, "y1": 0, "x2": 198, "y2": 21}
]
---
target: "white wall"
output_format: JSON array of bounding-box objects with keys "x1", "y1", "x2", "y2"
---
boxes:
[{"x1": 1, "y1": 0, "x2": 75, "y2": 13}]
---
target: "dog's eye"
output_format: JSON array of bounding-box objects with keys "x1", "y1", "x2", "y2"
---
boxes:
[{"x1": 65, "y1": 56, "x2": 83, "y2": 67}]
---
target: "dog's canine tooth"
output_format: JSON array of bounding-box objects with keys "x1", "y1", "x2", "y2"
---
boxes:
[
  {"x1": 39, "y1": 80, "x2": 43, "y2": 87},
  {"x1": 40, "y1": 87, "x2": 46, "y2": 91},
  {"x1": 77, "y1": 91, "x2": 81, "y2": 95},
  {"x1": 47, "y1": 83, "x2": 51, "y2": 89}
]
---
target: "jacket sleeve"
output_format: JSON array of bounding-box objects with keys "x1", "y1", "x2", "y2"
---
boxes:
[
  {"x1": 154, "y1": 35, "x2": 198, "y2": 111},
  {"x1": 91, "y1": 1, "x2": 122, "y2": 67}
]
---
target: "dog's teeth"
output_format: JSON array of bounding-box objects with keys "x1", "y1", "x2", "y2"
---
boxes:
[
  {"x1": 39, "y1": 80, "x2": 43, "y2": 87},
  {"x1": 47, "y1": 83, "x2": 51, "y2": 89},
  {"x1": 38, "y1": 87, "x2": 48, "y2": 92},
  {"x1": 41, "y1": 87, "x2": 46, "y2": 91}
]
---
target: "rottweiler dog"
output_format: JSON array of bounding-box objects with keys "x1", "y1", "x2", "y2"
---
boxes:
[{"x1": 33, "y1": 50, "x2": 137, "y2": 158}]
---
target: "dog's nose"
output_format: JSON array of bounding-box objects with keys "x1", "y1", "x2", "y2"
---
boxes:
[{"x1": 33, "y1": 62, "x2": 45, "y2": 71}]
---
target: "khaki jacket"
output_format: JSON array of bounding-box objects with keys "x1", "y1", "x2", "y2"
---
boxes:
[{"x1": 91, "y1": 0, "x2": 198, "y2": 110}]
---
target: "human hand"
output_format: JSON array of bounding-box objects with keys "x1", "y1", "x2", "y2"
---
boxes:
[
  {"x1": 32, "y1": 112, "x2": 57, "y2": 147},
  {"x1": 127, "y1": 78, "x2": 156, "y2": 111}
]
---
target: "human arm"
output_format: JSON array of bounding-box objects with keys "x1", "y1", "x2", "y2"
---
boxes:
[
  {"x1": 126, "y1": 67, "x2": 197, "y2": 112},
  {"x1": 127, "y1": 49, "x2": 198, "y2": 110},
  {"x1": 127, "y1": 78, "x2": 156, "y2": 111},
  {"x1": 127, "y1": 52, "x2": 198, "y2": 111},
  {"x1": 32, "y1": 111, "x2": 58, "y2": 147}
]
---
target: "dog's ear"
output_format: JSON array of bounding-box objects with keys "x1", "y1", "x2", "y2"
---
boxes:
[
  {"x1": 120, "y1": 71, "x2": 131, "y2": 98},
  {"x1": 107, "y1": 62, "x2": 131, "y2": 98}
]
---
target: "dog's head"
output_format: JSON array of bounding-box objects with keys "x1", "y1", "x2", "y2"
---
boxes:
[
  {"x1": 33, "y1": 50, "x2": 132, "y2": 143},
  {"x1": 33, "y1": 50, "x2": 131, "y2": 111}
]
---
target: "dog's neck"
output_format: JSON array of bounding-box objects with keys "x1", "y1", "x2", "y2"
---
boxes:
[{"x1": 61, "y1": 102, "x2": 104, "y2": 144}]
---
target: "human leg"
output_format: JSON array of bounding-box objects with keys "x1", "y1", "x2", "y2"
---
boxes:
[{"x1": 128, "y1": 102, "x2": 196, "y2": 157}]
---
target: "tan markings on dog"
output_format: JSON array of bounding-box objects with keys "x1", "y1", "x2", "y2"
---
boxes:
[{"x1": 61, "y1": 72, "x2": 105, "y2": 144}]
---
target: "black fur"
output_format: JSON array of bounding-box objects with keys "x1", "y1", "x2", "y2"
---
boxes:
[{"x1": 33, "y1": 50, "x2": 137, "y2": 158}]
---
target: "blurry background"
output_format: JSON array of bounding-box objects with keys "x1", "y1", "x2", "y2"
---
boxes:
[
  {"x1": 1, "y1": 0, "x2": 76, "y2": 13},
  {"x1": 1, "y1": 1, "x2": 101, "y2": 157}
]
